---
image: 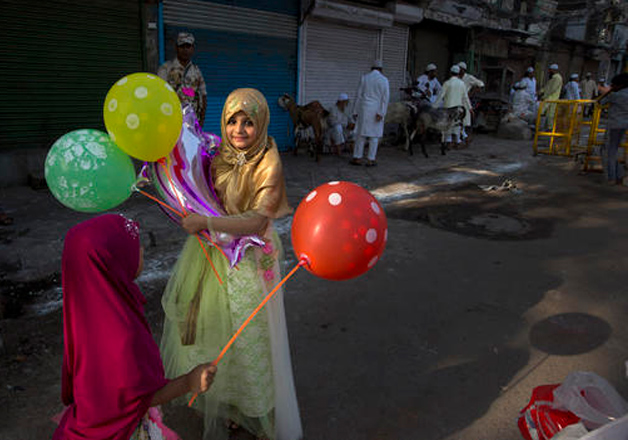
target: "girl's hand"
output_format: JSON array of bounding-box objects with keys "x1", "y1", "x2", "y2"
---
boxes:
[
  {"x1": 181, "y1": 213, "x2": 207, "y2": 235},
  {"x1": 187, "y1": 363, "x2": 217, "y2": 395}
]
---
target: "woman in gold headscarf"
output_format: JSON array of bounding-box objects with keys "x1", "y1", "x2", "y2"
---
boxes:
[{"x1": 160, "y1": 89, "x2": 302, "y2": 440}]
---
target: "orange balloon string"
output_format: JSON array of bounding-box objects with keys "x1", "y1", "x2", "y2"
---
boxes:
[
  {"x1": 135, "y1": 188, "x2": 184, "y2": 218},
  {"x1": 187, "y1": 258, "x2": 306, "y2": 407},
  {"x1": 159, "y1": 160, "x2": 188, "y2": 216},
  {"x1": 199, "y1": 230, "x2": 239, "y2": 271},
  {"x1": 135, "y1": 187, "x2": 223, "y2": 284},
  {"x1": 157, "y1": 161, "x2": 237, "y2": 269},
  {"x1": 195, "y1": 235, "x2": 223, "y2": 285}
]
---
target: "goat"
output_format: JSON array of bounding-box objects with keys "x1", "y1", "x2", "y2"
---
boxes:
[
  {"x1": 278, "y1": 94, "x2": 328, "y2": 161},
  {"x1": 409, "y1": 105, "x2": 466, "y2": 156}
]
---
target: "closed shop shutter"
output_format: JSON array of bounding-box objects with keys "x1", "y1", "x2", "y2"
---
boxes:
[
  {"x1": 0, "y1": 0, "x2": 143, "y2": 151},
  {"x1": 300, "y1": 19, "x2": 379, "y2": 109},
  {"x1": 300, "y1": 18, "x2": 409, "y2": 109},
  {"x1": 163, "y1": 0, "x2": 298, "y2": 151},
  {"x1": 382, "y1": 24, "x2": 409, "y2": 102}
]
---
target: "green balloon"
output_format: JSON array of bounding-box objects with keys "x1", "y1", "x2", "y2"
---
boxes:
[{"x1": 45, "y1": 129, "x2": 136, "y2": 213}]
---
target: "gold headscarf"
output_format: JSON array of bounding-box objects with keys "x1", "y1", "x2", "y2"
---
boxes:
[{"x1": 211, "y1": 88, "x2": 291, "y2": 218}]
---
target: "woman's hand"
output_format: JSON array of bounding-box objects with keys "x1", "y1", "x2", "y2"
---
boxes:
[
  {"x1": 181, "y1": 213, "x2": 207, "y2": 235},
  {"x1": 187, "y1": 363, "x2": 217, "y2": 395}
]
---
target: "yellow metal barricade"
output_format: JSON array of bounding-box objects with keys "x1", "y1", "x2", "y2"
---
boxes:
[
  {"x1": 570, "y1": 99, "x2": 596, "y2": 156},
  {"x1": 533, "y1": 100, "x2": 581, "y2": 156},
  {"x1": 582, "y1": 104, "x2": 628, "y2": 172}
]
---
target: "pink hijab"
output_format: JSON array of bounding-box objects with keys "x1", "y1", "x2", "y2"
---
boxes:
[{"x1": 53, "y1": 214, "x2": 168, "y2": 440}]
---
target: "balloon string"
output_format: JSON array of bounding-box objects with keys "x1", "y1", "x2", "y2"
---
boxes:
[
  {"x1": 156, "y1": 161, "x2": 237, "y2": 269},
  {"x1": 195, "y1": 235, "x2": 223, "y2": 285},
  {"x1": 159, "y1": 160, "x2": 188, "y2": 215},
  {"x1": 135, "y1": 188, "x2": 224, "y2": 284},
  {"x1": 135, "y1": 188, "x2": 184, "y2": 218},
  {"x1": 188, "y1": 258, "x2": 306, "y2": 407}
]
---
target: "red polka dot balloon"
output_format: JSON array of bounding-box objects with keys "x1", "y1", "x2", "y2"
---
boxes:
[{"x1": 291, "y1": 181, "x2": 387, "y2": 280}]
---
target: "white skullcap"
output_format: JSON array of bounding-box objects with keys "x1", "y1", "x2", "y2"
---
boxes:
[
  {"x1": 526, "y1": 67, "x2": 534, "y2": 73},
  {"x1": 458, "y1": 61, "x2": 467, "y2": 70},
  {"x1": 451, "y1": 65, "x2": 461, "y2": 74},
  {"x1": 426, "y1": 63, "x2": 437, "y2": 71},
  {"x1": 570, "y1": 73, "x2": 579, "y2": 80},
  {"x1": 549, "y1": 64, "x2": 559, "y2": 70},
  {"x1": 337, "y1": 93, "x2": 349, "y2": 101},
  {"x1": 372, "y1": 59, "x2": 383, "y2": 69},
  {"x1": 598, "y1": 77, "x2": 606, "y2": 83}
]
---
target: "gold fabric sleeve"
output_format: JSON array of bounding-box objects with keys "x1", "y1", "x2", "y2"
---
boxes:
[{"x1": 207, "y1": 212, "x2": 269, "y2": 237}]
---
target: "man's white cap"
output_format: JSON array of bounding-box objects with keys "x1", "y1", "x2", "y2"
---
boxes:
[
  {"x1": 337, "y1": 93, "x2": 349, "y2": 101},
  {"x1": 426, "y1": 63, "x2": 437, "y2": 71},
  {"x1": 549, "y1": 63, "x2": 559, "y2": 70},
  {"x1": 177, "y1": 32, "x2": 195, "y2": 46},
  {"x1": 526, "y1": 66, "x2": 534, "y2": 73},
  {"x1": 598, "y1": 77, "x2": 606, "y2": 83},
  {"x1": 570, "y1": 73, "x2": 579, "y2": 80},
  {"x1": 372, "y1": 59, "x2": 383, "y2": 69},
  {"x1": 451, "y1": 65, "x2": 461, "y2": 74},
  {"x1": 458, "y1": 61, "x2": 467, "y2": 70}
]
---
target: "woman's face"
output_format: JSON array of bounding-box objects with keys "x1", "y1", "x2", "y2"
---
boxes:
[{"x1": 226, "y1": 111, "x2": 257, "y2": 150}]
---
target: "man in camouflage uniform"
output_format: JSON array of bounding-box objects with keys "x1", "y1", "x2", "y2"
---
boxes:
[{"x1": 158, "y1": 32, "x2": 207, "y2": 125}]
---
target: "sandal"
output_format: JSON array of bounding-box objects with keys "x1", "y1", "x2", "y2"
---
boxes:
[
  {"x1": 365, "y1": 160, "x2": 377, "y2": 167},
  {"x1": 349, "y1": 158, "x2": 362, "y2": 166}
]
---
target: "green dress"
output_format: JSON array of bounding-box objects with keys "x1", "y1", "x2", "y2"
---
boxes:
[{"x1": 160, "y1": 227, "x2": 301, "y2": 440}]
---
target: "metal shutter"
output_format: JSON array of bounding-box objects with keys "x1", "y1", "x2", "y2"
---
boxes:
[
  {"x1": 300, "y1": 19, "x2": 379, "y2": 109},
  {"x1": 0, "y1": 0, "x2": 143, "y2": 151},
  {"x1": 163, "y1": 0, "x2": 298, "y2": 151},
  {"x1": 382, "y1": 24, "x2": 409, "y2": 102}
]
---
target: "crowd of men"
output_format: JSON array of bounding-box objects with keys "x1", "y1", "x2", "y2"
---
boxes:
[{"x1": 157, "y1": 31, "x2": 622, "y2": 169}]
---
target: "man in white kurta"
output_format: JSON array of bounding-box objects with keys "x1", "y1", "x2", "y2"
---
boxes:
[
  {"x1": 580, "y1": 73, "x2": 597, "y2": 117},
  {"x1": 326, "y1": 93, "x2": 355, "y2": 154},
  {"x1": 414, "y1": 63, "x2": 441, "y2": 104},
  {"x1": 351, "y1": 61, "x2": 390, "y2": 166},
  {"x1": 564, "y1": 74, "x2": 581, "y2": 100},
  {"x1": 459, "y1": 62, "x2": 485, "y2": 94},
  {"x1": 458, "y1": 62, "x2": 483, "y2": 143},
  {"x1": 433, "y1": 65, "x2": 471, "y2": 147},
  {"x1": 520, "y1": 67, "x2": 537, "y2": 100},
  {"x1": 511, "y1": 81, "x2": 537, "y2": 123}
]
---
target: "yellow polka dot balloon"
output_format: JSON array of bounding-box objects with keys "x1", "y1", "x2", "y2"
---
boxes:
[{"x1": 103, "y1": 73, "x2": 182, "y2": 162}]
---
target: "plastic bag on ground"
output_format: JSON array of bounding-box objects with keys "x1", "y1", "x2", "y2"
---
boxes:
[
  {"x1": 552, "y1": 422, "x2": 589, "y2": 440},
  {"x1": 553, "y1": 372, "x2": 628, "y2": 430},
  {"x1": 577, "y1": 413, "x2": 628, "y2": 440},
  {"x1": 518, "y1": 384, "x2": 581, "y2": 440}
]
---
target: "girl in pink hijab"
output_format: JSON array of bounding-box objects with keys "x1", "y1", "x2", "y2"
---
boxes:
[{"x1": 53, "y1": 214, "x2": 216, "y2": 440}]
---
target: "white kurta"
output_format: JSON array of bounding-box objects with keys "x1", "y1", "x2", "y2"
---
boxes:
[
  {"x1": 580, "y1": 79, "x2": 597, "y2": 99},
  {"x1": 521, "y1": 77, "x2": 537, "y2": 99},
  {"x1": 353, "y1": 70, "x2": 390, "y2": 138},
  {"x1": 326, "y1": 105, "x2": 354, "y2": 145},
  {"x1": 564, "y1": 81, "x2": 581, "y2": 100},
  {"x1": 415, "y1": 74, "x2": 442, "y2": 103},
  {"x1": 462, "y1": 73, "x2": 484, "y2": 92},
  {"x1": 512, "y1": 90, "x2": 536, "y2": 120},
  {"x1": 434, "y1": 76, "x2": 472, "y2": 126}
]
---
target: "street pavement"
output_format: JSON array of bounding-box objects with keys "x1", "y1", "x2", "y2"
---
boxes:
[{"x1": 1, "y1": 134, "x2": 628, "y2": 440}]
